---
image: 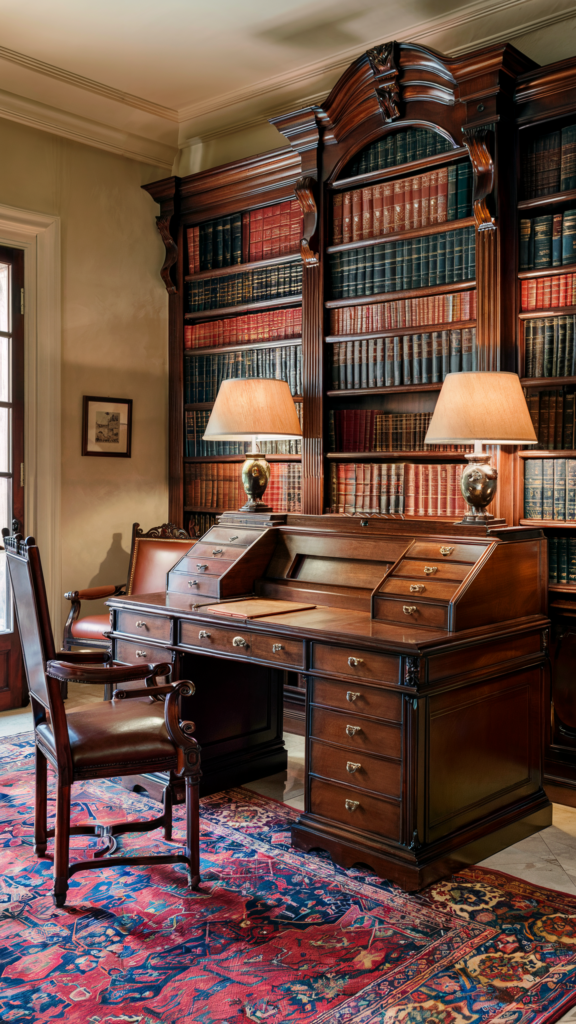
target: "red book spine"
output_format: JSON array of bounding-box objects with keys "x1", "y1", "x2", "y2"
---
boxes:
[
  {"x1": 437, "y1": 167, "x2": 448, "y2": 223},
  {"x1": 361, "y1": 187, "x2": 373, "y2": 240},
  {"x1": 343, "y1": 192, "x2": 352, "y2": 243},
  {"x1": 250, "y1": 208, "x2": 263, "y2": 262},
  {"x1": 352, "y1": 190, "x2": 362, "y2": 242},
  {"x1": 262, "y1": 205, "x2": 274, "y2": 260},
  {"x1": 333, "y1": 192, "x2": 343, "y2": 245},
  {"x1": 421, "y1": 173, "x2": 430, "y2": 226},
  {"x1": 290, "y1": 199, "x2": 302, "y2": 254},
  {"x1": 411, "y1": 174, "x2": 422, "y2": 230},
  {"x1": 429, "y1": 170, "x2": 439, "y2": 224},
  {"x1": 551, "y1": 276, "x2": 560, "y2": 308},
  {"x1": 393, "y1": 179, "x2": 406, "y2": 232},
  {"x1": 278, "y1": 200, "x2": 291, "y2": 255},
  {"x1": 404, "y1": 177, "x2": 413, "y2": 230},
  {"x1": 373, "y1": 184, "x2": 383, "y2": 237}
]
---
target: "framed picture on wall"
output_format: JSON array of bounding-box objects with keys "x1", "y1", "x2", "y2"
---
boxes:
[{"x1": 82, "y1": 395, "x2": 132, "y2": 458}]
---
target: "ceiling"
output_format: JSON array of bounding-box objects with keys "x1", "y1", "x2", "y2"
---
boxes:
[{"x1": 1, "y1": 0, "x2": 576, "y2": 173}]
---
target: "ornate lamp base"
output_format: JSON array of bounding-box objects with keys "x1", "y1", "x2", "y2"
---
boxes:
[
  {"x1": 456, "y1": 451, "x2": 499, "y2": 525},
  {"x1": 239, "y1": 454, "x2": 273, "y2": 513}
]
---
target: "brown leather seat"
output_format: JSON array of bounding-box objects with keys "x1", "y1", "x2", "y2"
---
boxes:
[
  {"x1": 36, "y1": 700, "x2": 178, "y2": 776},
  {"x1": 70, "y1": 613, "x2": 109, "y2": 641}
]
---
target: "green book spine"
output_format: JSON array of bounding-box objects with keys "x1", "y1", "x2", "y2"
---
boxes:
[
  {"x1": 422, "y1": 333, "x2": 433, "y2": 384},
  {"x1": 447, "y1": 165, "x2": 457, "y2": 221},
  {"x1": 432, "y1": 331, "x2": 442, "y2": 382},
  {"x1": 393, "y1": 336, "x2": 402, "y2": 385},
  {"x1": 544, "y1": 318, "x2": 555, "y2": 377},
  {"x1": 232, "y1": 213, "x2": 242, "y2": 264},
  {"x1": 548, "y1": 535, "x2": 558, "y2": 582},
  {"x1": 569, "y1": 536, "x2": 576, "y2": 582},
  {"x1": 441, "y1": 330, "x2": 450, "y2": 380},
  {"x1": 407, "y1": 129, "x2": 417, "y2": 163},
  {"x1": 342, "y1": 251, "x2": 350, "y2": 298},
  {"x1": 469, "y1": 227, "x2": 476, "y2": 280},
  {"x1": 374, "y1": 243, "x2": 385, "y2": 294},
  {"x1": 416, "y1": 129, "x2": 426, "y2": 161},
  {"x1": 356, "y1": 246, "x2": 366, "y2": 296},
  {"x1": 524, "y1": 459, "x2": 543, "y2": 519},
  {"x1": 471, "y1": 327, "x2": 478, "y2": 371},
  {"x1": 403, "y1": 335, "x2": 413, "y2": 385},
  {"x1": 384, "y1": 242, "x2": 395, "y2": 293},
  {"x1": 567, "y1": 459, "x2": 576, "y2": 519},
  {"x1": 385, "y1": 135, "x2": 395, "y2": 168},
  {"x1": 402, "y1": 239, "x2": 411, "y2": 291},
  {"x1": 552, "y1": 213, "x2": 563, "y2": 267},
  {"x1": 450, "y1": 330, "x2": 462, "y2": 372},
  {"x1": 559, "y1": 536, "x2": 569, "y2": 582},
  {"x1": 396, "y1": 132, "x2": 407, "y2": 165},
  {"x1": 553, "y1": 458, "x2": 566, "y2": 519},
  {"x1": 457, "y1": 163, "x2": 471, "y2": 218},
  {"x1": 365, "y1": 247, "x2": 374, "y2": 295},
  {"x1": 437, "y1": 232, "x2": 446, "y2": 285},
  {"x1": 533, "y1": 215, "x2": 553, "y2": 268},
  {"x1": 376, "y1": 138, "x2": 386, "y2": 170},
  {"x1": 376, "y1": 337, "x2": 384, "y2": 387},
  {"x1": 562, "y1": 209, "x2": 576, "y2": 265},
  {"x1": 519, "y1": 219, "x2": 532, "y2": 270},
  {"x1": 204, "y1": 221, "x2": 214, "y2": 270},
  {"x1": 412, "y1": 334, "x2": 422, "y2": 384},
  {"x1": 462, "y1": 328, "x2": 473, "y2": 371},
  {"x1": 421, "y1": 235, "x2": 430, "y2": 287},
  {"x1": 453, "y1": 228, "x2": 464, "y2": 282},
  {"x1": 385, "y1": 337, "x2": 394, "y2": 387},
  {"x1": 558, "y1": 317, "x2": 567, "y2": 381},
  {"x1": 412, "y1": 236, "x2": 422, "y2": 289},
  {"x1": 348, "y1": 250, "x2": 357, "y2": 297},
  {"x1": 565, "y1": 316, "x2": 575, "y2": 377},
  {"x1": 446, "y1": 230, "x2": 455, "y2": 282},
  {"x1": 524, "y1": 320, "x2": 534, "y2": 377},
  {"x1": 429, "y1": 234, "x2": 438, "y2": 287}
]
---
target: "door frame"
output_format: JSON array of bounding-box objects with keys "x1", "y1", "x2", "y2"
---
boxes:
[{"x1": 0, "y1": 204, "x2": 62, "y2": 636}]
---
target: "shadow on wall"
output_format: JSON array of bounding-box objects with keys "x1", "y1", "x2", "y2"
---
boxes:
[{"x1": 88, "y1": 533, "x2": 130, "y2": 589}]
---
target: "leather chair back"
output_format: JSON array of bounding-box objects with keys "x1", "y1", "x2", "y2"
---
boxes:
[
  {"x1": 4, "y1": 533, "x2": 55, "y2": 710},
  {"x1": 127, "y1": 537, "x2": 194, "y2": 597}
]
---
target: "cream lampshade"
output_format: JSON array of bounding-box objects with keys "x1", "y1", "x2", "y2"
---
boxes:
[
  {"x1": 424, "y1": 372, "x2": 537, "y2": 524},
  {"x1": 203, "y1": 378, "x2": 303, "y2": 513}
]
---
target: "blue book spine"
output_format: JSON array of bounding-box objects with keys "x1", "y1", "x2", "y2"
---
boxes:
[
  {"x1": 554, "y1": 458, "x2": 567, "y2": 520},
  {"x1": 542, "y1": 458, "x2": 555, "y2": 519}
]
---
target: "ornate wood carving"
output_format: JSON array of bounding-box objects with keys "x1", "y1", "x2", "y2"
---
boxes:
[
  {"x1": 404, "y1": 657, "x2": 420, "y2": 687},
  {"x1": 135, "y1": 522, "x2": 190, "y2": 540},
  {"x1": 156, "y1": 215, "x2": 179, "y2": 295},
  {"x1": 462, "y1": 125, "x2": 498, "y2": 370},
  {"x1": 367, "y1": 42, "x2": 402, "y2": 122},
  {"x1": 294, "y1": 177, "x2": 319, "y2": 266},
  {"x1": 462, "y1": 124, "x2": 496, "y2": 230}
]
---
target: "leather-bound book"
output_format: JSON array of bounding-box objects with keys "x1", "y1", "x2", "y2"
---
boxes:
[
  {"x1": 332, "y1": 192, "x2": 343, "y2": 245},
  {"x1": 562, "y1": 209, "x2": 576, "y2": 265},
  {"x1": 568, "y1": 460, "x2": 576, "y2": 519},
  {"x1": 534, "y1": 215, "x2": 553, "y2": 268},
  {"x1": 342, "y1": 191, "x2": 352, "y2": 243},
  {"x1": 554, "y1": 458, "x2": 567, "y2": 519},
  {"x1": 561, "y1": 125, "x2": 576, "y2": 191}
]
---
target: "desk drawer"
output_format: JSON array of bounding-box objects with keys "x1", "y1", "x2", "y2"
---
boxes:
[
  {"x1": 409, "y1": 541, "x2": 487, "y2": 563},
  {"x1": 179, "y1": 621, "x2": 252, "y2": 655},
  {"x1": 379, "y1": 577, "x2": 458, "y2": 601},
  {"x1": 114, "y1": 638, "x2": 171, "y2": 667},
  {"x1": 178, "y1": 555, "x2": 236, "y2": 576},
  {"x1": 374, "y1": 597, "x2": 448, "y2": 628},
  {"x1": 311, "y1": 644, "x2": 399, "y2": 684},
  {"x1": 310, "y1": 778, "x2": 400, "y2": 841},
  {"x1": 310, "y1": 740, "x2": 401, "y2": 799},
  {"x1": 206, "y1": 527, "x2": 262, "y2": 546},
  {"x1": 311, "y1": 677, "x2": 402, "y2": 722},
  {"x1": 393, "y1": 558, "x2": 470, "y2": 582},
  {"x1": 250, "y1": 633, "x2": 304, "y2": 668},
  {"x1": 310, "y1": 706, "x2": 401, "y2": 759},
  {"x1": 192, "y1": 542, "x2": 245, "y2": 561},
  {"x1": 169, "y1": 574, "x2": 220, "y2": 598},
  {"x1": 115, "y1": 610, "x2": 172, "y2": 642}
]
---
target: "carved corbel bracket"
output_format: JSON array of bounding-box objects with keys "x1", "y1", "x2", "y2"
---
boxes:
[
  {"x1": 367, "y1": 42, "x2": 402, "y2": 123},
  {"x1": 404, "y1": 656, "x2": 420, "y2": 688},
  {"x1": 462, "y1": 124, "x2": 496, "y2": 231},
  {"x1": 156, "y1": 214, "x2": 179, "y2": 294},
  {"x1": 294, "y1": 176, "x2": 319, "y2": 266}
]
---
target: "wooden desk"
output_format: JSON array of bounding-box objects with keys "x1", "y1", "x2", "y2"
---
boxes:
[{"x1": 108, "y1": 512, "x2": 552, "y2": 890}]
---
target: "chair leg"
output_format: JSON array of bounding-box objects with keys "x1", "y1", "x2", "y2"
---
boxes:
[
  {"x1": 185, "y1": 776, "x2": 200, "y2": 890},
  {"x1": 53, "y1": 782, "x2": 71, "y2": 908},
  {"x1": 34, "y1": 746, "x2": 47, "y2": 856},
  {"x1": 163, "y1": 781, "x2": 173, "y2": 841}
]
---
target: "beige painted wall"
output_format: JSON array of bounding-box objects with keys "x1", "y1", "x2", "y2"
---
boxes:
[{"x1": 0, "y1": 116, "x2": 168, "y2": 632}]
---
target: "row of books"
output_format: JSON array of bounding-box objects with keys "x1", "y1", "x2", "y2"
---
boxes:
[
  {"x1": 344, "y1": 128, "x2": 452, "y2": 178},
  {"x1": 332, "y1": 163, "x2": 473, "y2": 243},
  {"x1": 331, "y1": 328, "x2": 478, "y2": 390},
  {"x1": 188, "y1": 513, "x2": 219, "y2": 538},
  {"x1": 330, "y1": 227, "x2": 475, "y2": 299},
  {"x1": 329, "y1": 290, "x2": 477, "y2": 335},
  {"x1": 548, "y1": 534, "x2": 576, "y2": 585},
  {"x1": 329, "y1": 462, "x2": 468, "y2": 516},
  {"x1": 184, "y1": 308, "x2": 302, "y2": 349},
  {"x1": 328, "y1": 410, "x2": 472, "y2": 453},
  {"x1": 519, "y1": 211, "x2": 576, "y2": 270},
  {"x1": 521, "y1": 126, "x2": 576, "y2": 199},
  {"x1": 186, "y1": 201, "x2": 304, "y2": 273},
  {"x1": 186, "y1": 263, "x2": 302, "y2": 312},
  {"x1": 184, "y1": 462, "x2": 302, "y2": 513},
  {"x1": 520, "y1": 274, "x2": 576, "y2": 311},
  {"x1": 184, "y1": 345, "x2": 302, "y2": 404},
  {"x1": 185, "y1": 407, "x2": 302, "y2": 457},
  {"x1": 524, "y1": 459, "x2": 576, "y2": 520},
  {"x1": 524, "y1": 316, "x2": 576, "y2": 378},
  {"x1": 526, "y1": 390, "x2": 576, "y2": 450}
]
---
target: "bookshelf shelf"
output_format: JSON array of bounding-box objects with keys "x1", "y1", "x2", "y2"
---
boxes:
[
  {"x1": 184, "y1": 455, "x2": 301, "y2": 463},
  {"x1": 325, "y1": 216, "x2": 476, "y2": 254},
  {"x1": 519, "y1": 519, "x2": 576, "y2": 527},
  {"x1": 185, "y1": 295, "x2": 303, "y2": 321},
  {"x1": 327, "y1": 384, "x2": 442, "y2": 397},
  {"x1": 326, "y1": 451, "x2": 468, "y2": 461},
  {"x1": 325, "y1": 320, "x2": 477, "y2": 343},
  {"x1": 330, "y1": 146, "x2": 470, "y2": 191},
  {"x1": 518, "y1": 306, "x2": 576, "y2": 319},
  {"x1": 325, "y1": 279, "x2": 475, "y2": 310},
  {"x1": 185, "y1": 337, "x2": 302, "y2": 358},
  {"x1": 521, "y1": 376, "x2": 576, "y2": 386},
  {"x1": 518, "y1": 264, "x2": 576, "y2": 280},
  {"x1": 549, "y1": 582, "x2": 576, "y2": 593},
  {"x1": 185, "y1": 252, "x2": 301, "y2": 282},
  {"x1": 518, "y1": 187, "x2": 576, "y2": 211},
  {"x1": 518, "y1": 450, "x2": 576, "y2": 457}
]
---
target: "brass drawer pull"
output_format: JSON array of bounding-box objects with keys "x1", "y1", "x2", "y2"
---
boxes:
[
  {"x1": 233, "y1": 636, "x2": 249, "y2": 648},
  {"x1": 272, "y1": 644, "x2": 284, "y2": 652},
  {"x1": 228, "y1": 535, "x2": 238, "y2": 541},
  {"x1": 198, "y1": 630, "x2": 211, "y2": 639},
  {"x1": 212, "y1": 548, "x2": 224, "y2": 556},
  {"x1": 423, "y1": 566, "x2": 438, "y2": 575},
  {"x1": 440, "y1": 546, "x2": 454, "y2": 556},
  {"x1": 188, "y1": 580, "x2": 199, "y2": 587},
  {"x1": 345, "y1": 799, "x2": 359, "y2": 812},
  {"x1": 346, "y1": 761, "x2": 361, "y2": 774},
  {"x1": 403, "y1": 605, "x2": 417, "y2": 615},
  {"x1": 196, "y1": 564, "x2": 208, "y2": 571},
  {"x1": 410, "y1": 584, "x2": 425, "y2": 593},
  {"x1": 346, "y1": 724, "x2": 361, "y2": 737},
  {"x1": 346, "y1": 691, "x2": 361, "y2": 702},
  {"x1": 135, "y1": 620, "x2": 148, "y2": 629},
  {"x1": 135, "y1": 650, "x2": 148, "y2": 658},
  {"x1": 348, "y1": 656, "x2": 364, "y2": 667}
]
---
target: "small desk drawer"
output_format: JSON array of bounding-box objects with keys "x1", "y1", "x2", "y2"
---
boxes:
[
  {"x1": 409, "y1": 541, "x2": 487, "y2": 563},
  {"x1": 114, "y1": 638, "x2": 170, "y2": 667},
  {"x1": 310, "y1": 778, "x2": 400, "y2": 841},
  {"x1": 310, "y1": 706, "x2": 401, "y2": 759},
  {"x1": 176, "y1": 555, "x2": 235, "y2": 576},
  {"x1": 180, "y1": 621, "x2": 252, "y2": 655},
  {"x1": 205, "y1": 527, "x2": 262, "y2": 546},
  {"x1": 379, "y1": 577, "x2": 458, "y2": 601},
  {"x1": 311, "y1": 644, "x2": 399, "y2": 684},
  {"x1": 192, "y1": 542, "x2": 244, "y2": 561},
  {"x1": 310, "y1": 740, "x2": 401, "y2": 799},
  {"x1": 115, "y1": 610, "x2": 172, "y2": 642},
  {"x1": 169, "y1": 574, "x2": 220, "y2": 598},
  {"x1": 311, "y1": 677, "x2": 402, "y2": 722},
  {"x1": 250, "y1": 633, "x2": 304, "y2": 668},
  {"x1": 374, "y1": 597, "x2": 448, "y2": 629},
  {"x1": 393, "y1": 558, "x2": 470, "y2": 582}
]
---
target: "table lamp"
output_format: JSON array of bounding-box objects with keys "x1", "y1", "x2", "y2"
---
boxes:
[
  {"x1": 424, "y1": 371, "x2": 537, "y2": 524},
  {"x1": 203, "y1": 377, "x2": 303, "y2": 513}
]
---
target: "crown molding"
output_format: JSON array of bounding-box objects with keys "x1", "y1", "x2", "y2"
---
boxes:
[{"x1": 0, "y1": 86, "x2": 176, "y2": 168}]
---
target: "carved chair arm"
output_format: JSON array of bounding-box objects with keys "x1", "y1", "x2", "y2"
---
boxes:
[
  {"x1": 64, "y1": 584, "x2": 125, "y2": 602},
  {"x1": 112, "y1": 682, "x2": 177, "y2": 700},
  {"x1": 46, "y1": 659, "x2": 172, "y2": 685},
  {"x1": 164, "y1": 680, "x2": 201, "y2": 778}
]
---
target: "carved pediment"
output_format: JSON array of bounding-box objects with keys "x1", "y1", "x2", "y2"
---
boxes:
[{"x1": 367, "y1": 41, "x2": 402, "y2": 123}]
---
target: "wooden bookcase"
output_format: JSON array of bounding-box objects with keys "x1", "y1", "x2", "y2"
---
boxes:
[{"x1": 144, "y1": 40, "x2": 576, "y2": 788}]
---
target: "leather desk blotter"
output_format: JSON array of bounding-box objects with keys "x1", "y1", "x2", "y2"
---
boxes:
[{"x1": 205, "y1": 599, "x2": 316, "y2": 619}]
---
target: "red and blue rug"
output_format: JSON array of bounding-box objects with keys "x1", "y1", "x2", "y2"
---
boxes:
[{"x1": 1, "y1": 733, "x2": 576, "y2": 1024}]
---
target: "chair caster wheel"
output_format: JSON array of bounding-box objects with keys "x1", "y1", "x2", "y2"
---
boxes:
[{"x1": 53, "y1": 893, "x2": 66, "y2": 908}]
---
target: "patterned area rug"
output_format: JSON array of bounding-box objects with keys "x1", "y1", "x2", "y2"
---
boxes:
[{"x1": 1, "y1": 734, "x2": 576, "y2": 1024}]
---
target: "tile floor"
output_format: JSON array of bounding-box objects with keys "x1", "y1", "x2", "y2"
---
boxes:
[{"x1": 2, "y1": 690, "x2": 576, "y2": 898}]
